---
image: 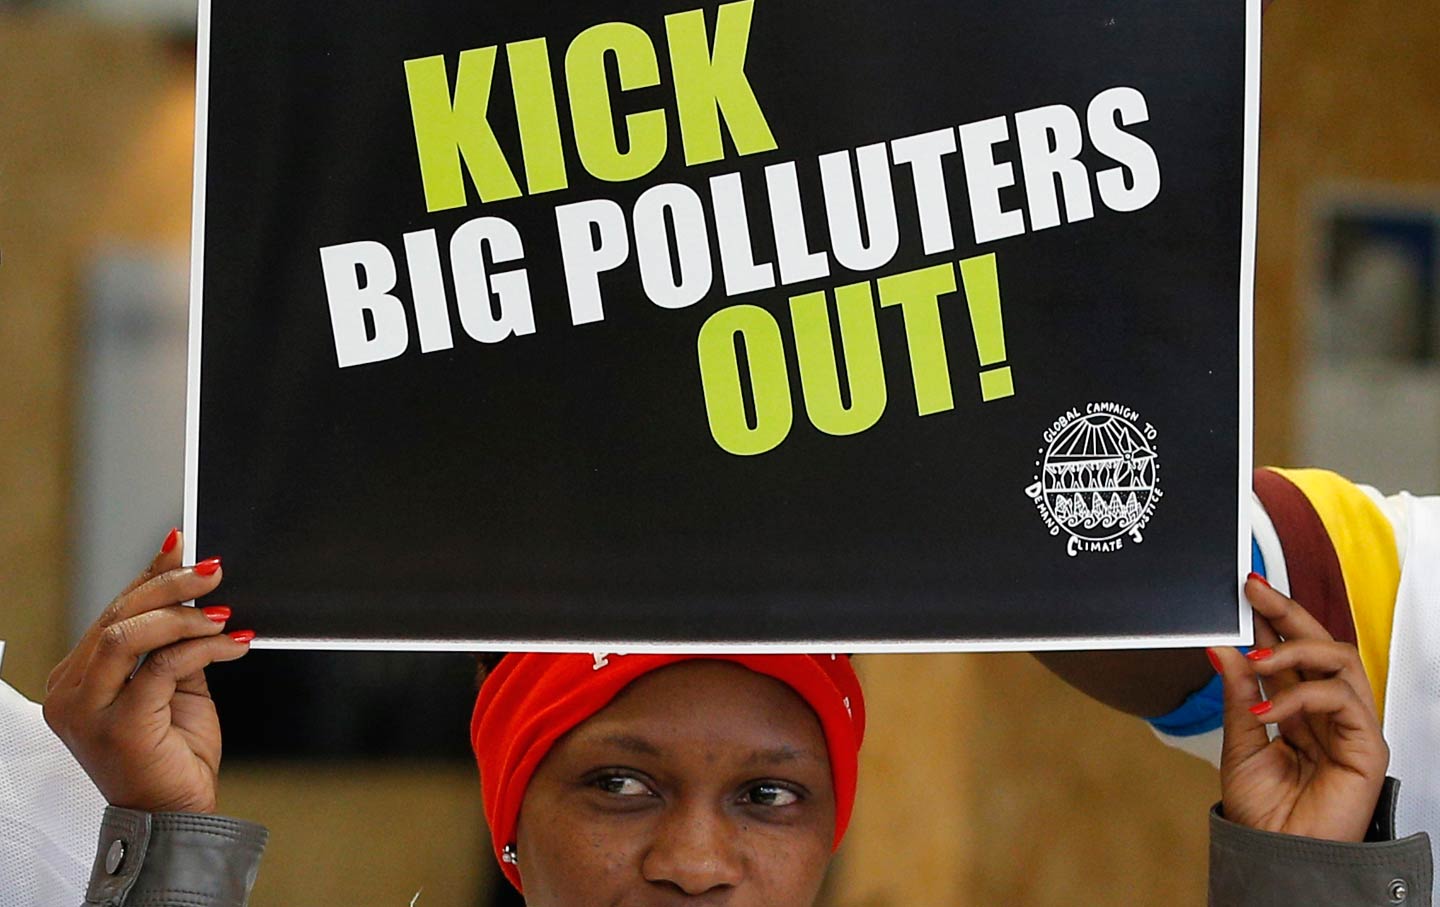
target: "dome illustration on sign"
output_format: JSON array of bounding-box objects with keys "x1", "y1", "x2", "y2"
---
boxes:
[{"x1": 1031, "y1": 412, "x2": 1159, "y2": 543}]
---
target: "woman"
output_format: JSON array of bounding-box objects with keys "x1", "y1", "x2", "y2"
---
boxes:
[{"x1": 43, "y1": 531, "x2": 1432, "y2": 906}]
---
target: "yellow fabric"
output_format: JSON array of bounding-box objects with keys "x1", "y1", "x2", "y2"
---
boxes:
[{"x1": 1271, "y1": 468, "x2": 1400, "y2": 719}]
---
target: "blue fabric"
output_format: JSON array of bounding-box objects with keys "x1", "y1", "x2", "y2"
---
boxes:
[
  {"x1": 1147, "y1": 673, "x2": 1225, "y2": 736},
  {"x1": 1144, "y1": 540, "x2": 1265, "y2": 736}
]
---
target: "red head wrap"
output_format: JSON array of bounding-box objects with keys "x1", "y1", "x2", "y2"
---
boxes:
[{"x1": 470, "y1": 653, "x2": 866, "y2": 892}]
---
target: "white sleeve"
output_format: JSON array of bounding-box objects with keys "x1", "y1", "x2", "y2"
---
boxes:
[
  {"x1": 1380, "y1": 493, "x2": 1440, "y2": 846},
  {"x1": 0, "y1": 673, "x2": 108, "y2": 907}
]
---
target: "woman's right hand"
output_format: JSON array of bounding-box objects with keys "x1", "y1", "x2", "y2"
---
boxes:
[{"x1": 43, "y1": 529, "x2": 253, "y2": 814}]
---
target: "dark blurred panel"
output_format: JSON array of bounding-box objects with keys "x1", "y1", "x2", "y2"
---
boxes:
[
  {"x1": 490, "y1": 883, "x2": 525, "y2": 907},
  {"x1": 208, "y1": 650, "x2": 479, "y2": 760}
]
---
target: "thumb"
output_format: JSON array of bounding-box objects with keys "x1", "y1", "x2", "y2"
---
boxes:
[{"x1": 1213, "y1": 646, "x2": 1270, "y2": 769}]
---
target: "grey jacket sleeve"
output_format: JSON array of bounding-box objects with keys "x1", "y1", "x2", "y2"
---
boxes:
[
  {"x1": 82, "y1": 806, "x2": 268, "y2": 907},
  {"x1": 1209, "y1": 781, "x2": 1432, "y2": 907}
]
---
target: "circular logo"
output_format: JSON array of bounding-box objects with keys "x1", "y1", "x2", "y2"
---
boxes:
[{"x1": 1024, "y1": 403, "x2": 1161, "y2": 556}]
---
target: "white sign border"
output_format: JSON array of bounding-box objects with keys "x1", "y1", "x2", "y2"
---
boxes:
[{"x1": 183, "y1": 0, "x2": 1260, "y2": 652}]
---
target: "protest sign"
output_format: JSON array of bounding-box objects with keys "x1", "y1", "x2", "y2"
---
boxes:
[{"x1": 185, "y1": 0, "x2": 1258, "y2": 649}]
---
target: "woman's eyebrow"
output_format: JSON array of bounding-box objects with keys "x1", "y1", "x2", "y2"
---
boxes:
[
  {"x1": 743, "y1": 745, "x2": 823, "y2": 767},
  {"x1": 597, "y1": 733, "x2": 663, "y2": 756}
]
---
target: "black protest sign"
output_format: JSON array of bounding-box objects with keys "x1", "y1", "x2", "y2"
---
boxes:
[{"x1": 186, "y1": 0, "x2": 1257, "y2": 649}]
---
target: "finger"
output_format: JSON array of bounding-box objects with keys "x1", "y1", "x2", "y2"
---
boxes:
[
  {"x1": 1248, "y1": 640, "x2": 1377, "y2": 720},
  {"x1": 1213, "y1": 646, "x2": 1271, "y2": 767},
  {"x1": 1253, "y1": 612, "x2": 1281, "y2": 650},
  {"x1": 48, "y1": 529, "x2": 190, "y2": 694},
  {"x1": 119, "y1": 527, "x2": 185, "y2": 597},
  {"x1": 79, "y1": 605, "x2": 233, "y2": 709},
  {"x1": 1252, "y1": 613, "x2": 1301, "y2": 698},
  {"x1": 121, "y1": 632, "x2": 253, "y2": 708},
  {"x1": 1251, "y1": 678, "x2": 1388, "y2": 774},
  {"x1": 82, "y1": 561, "x2": 224, "y2": 649},
  {"x1": 1246, "y1": 574, "x2": 1331, "y2": 690},
  {"x1": 1246, "y1": 574, "x2": 1335, "y2": 643},
  {"x1": 53, "y1": 561, "x2": 225, "y2": 697}
]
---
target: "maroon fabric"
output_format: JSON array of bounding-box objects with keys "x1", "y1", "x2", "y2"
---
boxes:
[{"x1": 1253, "y1": 468, "x2": 1357, "y2": 644}]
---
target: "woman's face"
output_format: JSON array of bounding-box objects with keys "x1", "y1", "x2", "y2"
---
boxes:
[{"x1": 514, "y1": 660, "x2": 836, "y2": 906}]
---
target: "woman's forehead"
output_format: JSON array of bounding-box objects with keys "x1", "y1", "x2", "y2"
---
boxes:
[
  {"x1": 577, "y1": 729, "x2": 829, "y2": 771},
  {"x1": 561, "y1": 660, "x2": 831, "y2": 763}
]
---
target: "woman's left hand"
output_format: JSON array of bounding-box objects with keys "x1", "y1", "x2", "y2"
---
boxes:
[{"x1": 1212, "y1": 575, "x2": 1389, "y2": 842}]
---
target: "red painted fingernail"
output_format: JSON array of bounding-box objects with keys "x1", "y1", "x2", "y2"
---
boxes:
[
  {"x1": 1206, "y1": 648, "x2": 1223, "y2": 673},
  {"x1": 1249, "y1": 700, "x2": 1274, "y2": 716},
  {"x1": 1246, "y1": 648, "x2": 1274, "y2": 661},
  {"x1": 161, "y1": 527, "x2": 180, "y2": 554},
  {"x1": 1247, "y1": 572, "x2": 1271, "y2": 589},
  {"x1": 228, "y1": 630, "x2": 256, "y2": 644},
  {"x1": 194, "y1": 557, "x2": 222, "y2": 576},
  {"x1": 202, "y1": 606, "x2": 231, "y2": 623}
]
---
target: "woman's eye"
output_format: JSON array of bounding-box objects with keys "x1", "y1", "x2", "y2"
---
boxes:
[
  {"x1": 744, "y1": 783, "x2": 801, "y2": 807},
  {"x1": 593, "y1": 774, "x2": 653, "y2": 797}
]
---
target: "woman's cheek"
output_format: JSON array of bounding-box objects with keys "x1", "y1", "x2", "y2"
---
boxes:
[
  {"x1": 518, "y1": 814, "x2": 643, "y2": 906},
  {"x1": 746, "y1": 823, "x2": 834, "y2": 903}
]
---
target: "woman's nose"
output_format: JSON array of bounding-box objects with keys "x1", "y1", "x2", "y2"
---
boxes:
[{"x1": 640, "y1": 803, "x2": 745, "y2": 895}]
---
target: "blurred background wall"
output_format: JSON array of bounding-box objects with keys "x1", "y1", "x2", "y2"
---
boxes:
[{"x1": 1, "y1": 2, "x2": 1436, "y2": 904}]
